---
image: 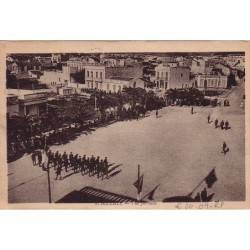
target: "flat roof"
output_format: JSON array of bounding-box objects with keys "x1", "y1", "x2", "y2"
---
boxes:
[
  {"x1": 7, "y1": 89, "x2": 52, "y2": 96},
  {"x1": 109, "y1": 76, "x2": 134, "y2": 81}
]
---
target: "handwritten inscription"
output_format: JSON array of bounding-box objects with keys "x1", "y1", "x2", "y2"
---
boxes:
[{"x1": 175, "y1": 201, "x2": 224, "y2": 209}]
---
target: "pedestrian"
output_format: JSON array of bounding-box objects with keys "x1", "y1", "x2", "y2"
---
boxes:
[
  {"x1": 222, "y1": 141, "x2": 227, "y2": 155},
  {"x1": 191, "y1": 106, "x2": 193, "y2": 114},
  {"x1": 225, "y1": 121, "x2": 229, "y2": 130},
  {"x1": 97, "y1": 160, "x2": 104, "y2": 179},
  {"x1": 215, "y1": 119, "x2": 218, "y2": 128},
  {"x1": 207, "y1": 114, "x2": 210, "y2": 124},
  {"x1": 220, "y1": 120, "x2": 224, "y2": 130},
  {"x1": 73, "y1": 154, "x2": 78, "y2": 173},
  {"x1": 156, "y1": 109, "x2": 158, "y2": 118},
  {"x1": 31, "y1": 152, "x2": 37, "y2": 166},
  {"x1": 95, "y1": 156, "x2": 100, "y2": 174}
]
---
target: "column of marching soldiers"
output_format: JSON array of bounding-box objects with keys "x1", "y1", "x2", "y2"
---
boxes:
[{"x1": 31, "y1": 150, "x2": 109, "y2": 180}]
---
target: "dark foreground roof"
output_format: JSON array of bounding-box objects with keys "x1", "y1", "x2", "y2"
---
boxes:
[{"x1": 56, "y1": 186, "x2": 140, "y2": 203}]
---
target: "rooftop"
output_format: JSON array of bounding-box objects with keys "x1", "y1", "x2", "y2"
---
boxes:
[{"x1": 109, "y1": 76, "x2": 134, "y2": 81}]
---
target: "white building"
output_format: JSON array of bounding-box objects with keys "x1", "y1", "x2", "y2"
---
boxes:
[
  {"x1": 85, "y1": 65, "x2": 105, "y2": 89},
  {"x1": 195, "y1": 74, "x2": 228, "y2": 90},
  {"x1": 7, "y1": 89, "x2": 51, "y2": 116}
]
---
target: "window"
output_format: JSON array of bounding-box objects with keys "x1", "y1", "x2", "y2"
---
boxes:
[
  {"x1": 100, "y1": 72, "x2": 103, "y2": 79},
  {"x1": 157, "y1": 72, "x2": 159, "y2": 78},
  {"x1": 96, "y1": 82, "x2": 98, "y2": 89},
  {"x1": 87, "y1": 71, "x2": 89, "y2": 77},
  {"x1": 107, "y1": 83, "x2": 110, "y2": 91},
  {"x1": 166, "y1": 72, "x2": 168, "y2": 78},
  {"x1": 211, "y1": 80, "x2": 214, "y2": 87},
  {"x1": 181, "y1": 74, "x2": 183, "y2": 77},
  {"x1": 96, "y1": 72, "x2": 98, "y2": 78},
  {"x1": 161, "y1": 72, "x2": 163, "y2": 78},
  {"x1": 91, "y1": 71, "x2": 93, "y2": 78}
]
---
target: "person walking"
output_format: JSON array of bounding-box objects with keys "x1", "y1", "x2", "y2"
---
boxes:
[
  {"x1": 207, "y1": 114, "x2": 210, "y2": 124},
  {"x1": 220, "y1": 120, "x2": 224, "y2": 130},
  {"x1": 222, "y1": 141, "x2": 227, "y2": 155},
  {"x1": 191, "y1": 106, "x2": 194, "y2": 114},
  {"x1": 215, "y1": 119, "x2": 218, "y2": 128},
  {"x1": 156, "y1": 109, "x2": 158, "y2": 118},
  {"x1": 225, "y1": 121, "x2": 229, "y2": 130}
]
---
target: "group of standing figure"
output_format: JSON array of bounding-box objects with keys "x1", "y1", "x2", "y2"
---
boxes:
[{"x1": 31, "y1": 150, "x2": 109, "y2": 180}]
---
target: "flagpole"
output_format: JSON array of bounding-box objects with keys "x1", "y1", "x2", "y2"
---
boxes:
[{"x1": 137, "y1": 164, "x2": 140, "y2": 201}]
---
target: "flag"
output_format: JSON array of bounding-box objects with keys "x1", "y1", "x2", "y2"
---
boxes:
[
  {"x1": 147, "y1": 185, "x2": 160, "y2": 200},
  {"x1": 204, "y1": 169, "x2": 217, "y2": 188},
  {"x1": 133, "y1": 174, "x2": 144, "y2": 193}
]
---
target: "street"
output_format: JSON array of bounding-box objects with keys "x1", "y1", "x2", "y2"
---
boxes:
[{"x1": 8, "y1": 82, "x2": 245, "y2": 203}]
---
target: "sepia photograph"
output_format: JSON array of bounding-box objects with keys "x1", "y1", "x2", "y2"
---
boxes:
[{"x1": 0, "y1": 41, "x2": 249, "y2": 209}]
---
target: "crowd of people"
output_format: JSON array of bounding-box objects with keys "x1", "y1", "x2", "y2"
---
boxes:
[{"x1": 31, "y1": 150, "x2": 110, "y2": 180}]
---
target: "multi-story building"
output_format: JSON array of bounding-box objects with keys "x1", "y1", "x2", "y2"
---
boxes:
[
  {"x1": 85, "y1": 65, "x2": 105, "y2": 89},
  {"x1": 154, "y1": 64, "x2": 190, "y2": 90}
]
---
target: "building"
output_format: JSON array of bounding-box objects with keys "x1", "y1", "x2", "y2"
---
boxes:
[
  {"x1": 103, "y1": 77, "x2": 146, "y2": 93},
  {"x1": 51, "y1": 53, "x2": 62, "y2": 63},
  {"x1": 85, "y1": 65, "x2": 105, "y2": 89},
  {"x1": 154, "y1": 64, "x2": 190, "y2": 90},
  {"x1": 7, "y1": 94, "x2": 19, "y2": 117},
  {"x1": 190, "y1": 59, "x2": 206, "y2": 74},
  {"x1": 28, "y1": 70, "x2": 44, "y2": 79},
  {"x1": 195, "y1": 74, "x2": 228, "y2": 90},
  {"x1": 7, "y1": 89, "x2": 51, "y2": 116},
  {"x1": 105, "y1": 66, "x2": 143, "y2": 79},
  {"x1": 213, "y1": 63, "x2": 231, "y2": 76},
  {"x1": 58, "y1": 87, "x2": 74, "y2": 96},
  {"x1": 40, "y1": 67, "x2": 71, "y2": 87}
]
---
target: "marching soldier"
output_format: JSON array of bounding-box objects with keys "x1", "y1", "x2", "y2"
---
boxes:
[
  {"x1": 38, "y1": 151, "x2": 42, "y2": 167},
  {"x1": 31, "y1": 152, "x2": 37, "y2": 166}
]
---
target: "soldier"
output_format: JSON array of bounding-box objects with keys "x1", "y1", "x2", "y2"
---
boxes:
[
  {"x1": 69, "y1": 152, "x2": 74, "y2": 168},
  {"x1": 220, "y1": 120, "x2": 224, "y2": 130},
  {"x1": 90, "y1": 155, "x2": 95, "y2": 176},
  {"x1": 38, "y1": 151, "x2": 42, "y2": 167},
  {"x1": 214, "y1": 119, "x2": 218, "y2": 128},
  {"x1": 86, "y1": 157, "x2": 90, "y2": 176},
  {"x1": 80, "y1": 156, "x2": 85, "y2": 175},
  {"x1": 62, "y1": 152, "x2": 68, "y2": 172},
  {"x1": 77, "y1": 156, "x2": 82, "y2": 172},
  {"x1": 58, "y1": 154, "x2": 63, "y2": 170},
  {"x1": 55, "y1": 165, "x2": 62, "y2": 180},
  {"x1": 95, "y1": 156, "x2": 100, "y2": 174},
  {"x1": 191, "y1": 106, "x2": 194, "y2": 114},
  {"x1": 156, "y1": 109, "x2": 158, "y2": 118},
  {"x1": 97, "y1": 159, "x2": 104, "y2": 179},
  {"x1": 103, "y1": 157, "x2": 109, "y2": 179},
  {"x1": 31, "y1": 152, "x2": 37, "y2": 166},
  {"x1": 73, "y1": 154, "x2": 78, "y2": 173},
  {"x1": 54, "y1": 151, "x2": 59, "y2": 167},
  {"x1": 82, "y1": 155, "x2": 87, "y2": 174}
]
